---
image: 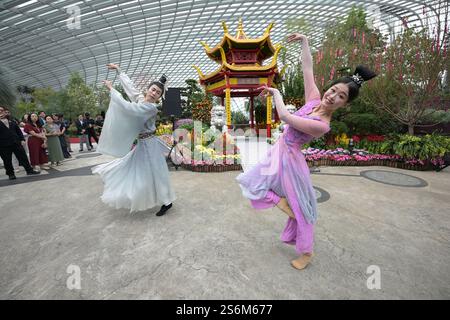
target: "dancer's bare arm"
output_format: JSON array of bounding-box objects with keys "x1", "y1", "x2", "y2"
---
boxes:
[
  {"x1": 259, "y1": 85, "x2": 328, "y2": 138},
  {"x1": 286, "y1": 33, "x2": 321, "y2": 102}
]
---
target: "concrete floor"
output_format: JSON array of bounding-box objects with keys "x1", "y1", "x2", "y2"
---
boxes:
[{"x1": 1, "y1": 146, "x2": 449, "y2": 299}]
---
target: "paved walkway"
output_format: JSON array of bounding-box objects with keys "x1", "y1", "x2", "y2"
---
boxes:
[{"x1": 1, "y1": 144, "x2": 449, "y2": 299}]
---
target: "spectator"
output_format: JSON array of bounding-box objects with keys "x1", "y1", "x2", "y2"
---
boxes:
[
  {"x1": 0, "y1": 106, "x2": 39, "y2": 179},
  {"x1": 53, "y1": 114, "x2": 71, "y2": 158},
  {"x1": 38, "y1": 110, "x2": 46, "y2": 126},
  {"x1": 95, "y1": 114, "x2": 104, "y2": 136},
  {"x1": 85, "y1": 112, "x2": 99, "y2": 150},
  {"x1": 12, "y1": 117, "x2": 30, "y2": 172},
  {"x1": 44, "y1": 115, "x2": 65, "y2": 166},
  {"x1": 61, "y1": 114, "x2": 73, "y2": 152},
  {"x1": 75, "y1": 114, "x2": 91, "y2": 152},
  {"x1": 24, "y1": 112, "x2": 49, "y2": 171}
]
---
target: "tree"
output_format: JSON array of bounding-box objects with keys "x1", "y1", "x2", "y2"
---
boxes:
[
  {"x1": 314, "y1": 6, "x2": 385, "y2": 93},
  {"x1": 14, "y1": 100, "x2": 36, "y2": 118},
  {"x1": 65, "y1": 72, "x2": 97, "y2": 120},
  {"x1": 32, "y1": 86, "x2": 63, "y2": 114},
  {"x1": 282, "y1": 66, "x2": 305, "y2": 108},
  {"x1": 16, "y1": 85, "x2": 34, "y2": 103},
  {"x1": 181, "y1": 79, "x2": 206, "y2": 118},
  {"x1": 280, "y1": 17, "x2": 309, "y2": 107},
  {"x1": 245, "y1": 98, "x2": 266, "y2": 125},
  {"x1": 366, "y1": 25, "x2": 449, "y2": 135}
]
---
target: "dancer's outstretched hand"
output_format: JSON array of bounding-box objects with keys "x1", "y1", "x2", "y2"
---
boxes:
[
  {"x1": 106, "y1": 63, "x2": 120, "y2": 70},
  {"x1": 286, "y1": 33, "x2": 307, "y2": 43},
  {"x1": 257, "y1": 84, "x2": 278, "y2": 98},
  {"x1": 102, "y1": 80, "x2": 113, "y2": 91}
]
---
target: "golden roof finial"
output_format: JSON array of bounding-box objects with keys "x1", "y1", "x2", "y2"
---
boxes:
[
  {"x1": 265, "y1": 22, "x2": 274, "y2": 35},
  {"x1": 199, "y1": 41, "x2": 211, "y2": 51},
  {"x1": 235, "y1": 17, "x2": 247, "y2": 39},
  {"x1": 222, "y1": 21, "x2": 229, "y2": 34}
]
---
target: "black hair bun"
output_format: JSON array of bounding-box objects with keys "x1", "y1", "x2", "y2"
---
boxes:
[
  {"x1": 159, "y1": 74, "x2": 168, "y2": 85},
  {"x1": 354, "y1": 65, "x2": 377, "y2": 82}
]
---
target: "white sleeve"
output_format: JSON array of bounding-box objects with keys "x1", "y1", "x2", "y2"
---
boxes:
[
  {"x1": 118, "y1": 70, "x2": 145, "y2": 103},
  {"x1": 96, "y1": 89, "x2": 156, "y2": 158},
  {"x1": 116, "y1": 91, "x2": 158, "y2": 117}
]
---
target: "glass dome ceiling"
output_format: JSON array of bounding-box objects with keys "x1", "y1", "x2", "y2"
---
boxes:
[{"x1": 0, "y1": 0, "x2": 447, "y2": 90}]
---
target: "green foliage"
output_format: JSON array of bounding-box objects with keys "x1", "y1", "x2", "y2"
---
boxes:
[
  {"x1": 178, "y1": 122, "x2": 210, "y2": 133},
  {"x1": 192, "y1": 99, "x2": 212, "y2": 123},
  {"x1": 357, "y1": 139, "x2": 395, "y2": 155},
  {"x1": 309, "y1": 136, "x2": 326, "y2": 149},
  {"x1": 330, "y1": 120, "x2": 348, "y2": 136},
  {"x1": 418, "y1": 108, "x2": 450, "y2": 124},
  {"x1": 282, "y1": 66, "x2": 305, "y2": 100},
  {"x1": 315, "y1": 5, "x2": 385, "y2": 92},
  {"x1": 32, "y1": 87, "x2": 56, "y2": 108},
  {"x1": 365, "y1": 17, "x2": 449, "y2": 134},
  {"x1": 245, "y1": 98, "x2": 266, "y2": 125},
  {"x1": 67, "y1": 123, "x2": 78, "y2": 136},
  {"x1": 231, "y1": 110, "x2": 249, "y2": 124},
  {"x1": 94, "y1": 85, "x2": 111, "y2": 110},
  {"x1": 358, "y1": 133, "x2": 450, "y2": 159},
  {"x1": 342, "y1": 93, "x2": 403, "y2": 135},
  {"x1": 14, "y1": 100, "x2": 36, "y2": 118},
  {"x1": 393, "y1": 134, "x2": 449, "y2": 160},
  {"x1": 65, "y1": 72, "x2": 97, "y2": 120},
  {"x1": 181, "y1": 79, "x2": 206, "y2": 118}
]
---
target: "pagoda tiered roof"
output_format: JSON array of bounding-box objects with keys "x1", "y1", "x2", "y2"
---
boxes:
[{"x1": 194, "y1": 19, "x2": 282, "y2": 85}]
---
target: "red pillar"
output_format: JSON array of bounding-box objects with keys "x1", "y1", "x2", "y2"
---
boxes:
[
  {"x1": 250, "y1": 96, "x2": 255, "y2": 129},
  {"x1": 274, "y1": 108, "x2": 279, "y2": 123}
]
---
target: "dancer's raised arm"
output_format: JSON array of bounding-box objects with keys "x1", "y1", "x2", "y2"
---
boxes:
[
  {"x1": 286, "y1": 33, "x2": 320, "y2": 103},
  {"x1": 102, "y1": 80, "x2": 157, "y2": 117},
  {"x1": 106, "y1": 63, "x2": 145, "y2": 103}
]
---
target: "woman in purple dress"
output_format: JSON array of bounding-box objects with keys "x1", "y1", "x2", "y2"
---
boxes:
[{"x1": 236, "y1": 33, "x2": 377, "y2": 270}]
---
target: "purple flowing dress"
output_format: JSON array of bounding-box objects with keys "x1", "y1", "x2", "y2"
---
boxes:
[{"x1": 236, "y1": 99, "x2": 330, "y2": 254}]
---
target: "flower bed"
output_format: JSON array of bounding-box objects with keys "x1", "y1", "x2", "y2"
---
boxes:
[
  {"x1": 181, "y1": 163, "x2": 242, "y2": 172},
  {"x1": 303, "y1": 147, "x2": 442, "y2": 171},
  {"x1": 159, "y1": 133, "x2": 242, "y2": 172}
]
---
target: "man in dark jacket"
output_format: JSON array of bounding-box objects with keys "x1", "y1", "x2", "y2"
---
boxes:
[
  {"x1": 75, "y1": 114, "x2": 91, "y2": 151},
  {"x1": 84, "y1": 112, "x2": 99, "y2": 150},
  {"x1": 0, "y1": 106, "x2": 40, "y2": 180}
]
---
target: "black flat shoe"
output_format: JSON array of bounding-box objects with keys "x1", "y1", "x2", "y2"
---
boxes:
[
  {"x1": 156, "y1": 203, "x2": 172, "y2": 216},
  {"x1": 8, "y1": 175, "x2": 16, "y2": 180},
  {"x1": 27, "y1": 170, "x2": 40, "y2": 175}
]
